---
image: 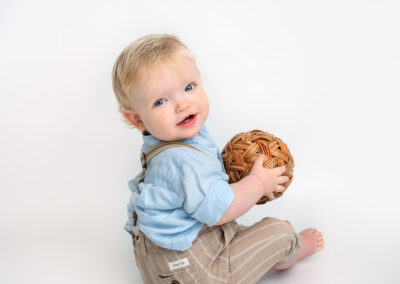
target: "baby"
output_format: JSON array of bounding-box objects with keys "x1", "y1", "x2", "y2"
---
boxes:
[{"x1": 112, "y1": 34, "x2": 324, "y2": 284}]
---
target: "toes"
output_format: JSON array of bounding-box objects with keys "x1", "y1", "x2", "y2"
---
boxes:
[
  {"x1": 317, "y1": 238, "x2": 324, "y2": 251},
  {"x1": 315, "y1": 241, "x2": 324, "y2": 252},
  {"x1": 312, "y1": 230, "x2": 323, "y2": 239},
  {"x1": 299, "y1": 227, "x2": 324, "y2": 254}
]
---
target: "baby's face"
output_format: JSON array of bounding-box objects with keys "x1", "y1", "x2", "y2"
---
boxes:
[{"x1": 126, "y1": 52, "x2": 209, "y2": 141}]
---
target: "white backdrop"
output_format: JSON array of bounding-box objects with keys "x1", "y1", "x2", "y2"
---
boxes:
[{"x1": 1, "y1": 0, "x2": 399, "y2": 283}]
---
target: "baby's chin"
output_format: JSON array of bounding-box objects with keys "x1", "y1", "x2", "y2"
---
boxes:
[{"x1": 155, "y1": 128, "x2": 201, "y2": 141}]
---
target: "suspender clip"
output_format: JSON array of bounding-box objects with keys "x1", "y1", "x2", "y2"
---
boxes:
[{"x1": 141, "y1": 152, "x2": 147, "y2": 169}]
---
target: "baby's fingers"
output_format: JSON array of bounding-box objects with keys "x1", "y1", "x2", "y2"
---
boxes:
[
  {"x1": 275, "y1": 185, "x2": 286, "y2": 192},
  {"x1": 267, "y1": 193, "x2": 275, "y2": 200},
  {"x1": 277, "y1": 175, "x2": 289, "y2": 184},
  {"x1": 273, "y1": 165, "x2": 287, "y2": 175}
]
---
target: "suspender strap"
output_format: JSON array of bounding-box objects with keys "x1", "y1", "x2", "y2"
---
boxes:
[
  {"x1": 136, "y1": 142, "x2": 205, "y2": 189},
  {"x1": 133, "y1": 142, "x2": 206, "y2": 232}
]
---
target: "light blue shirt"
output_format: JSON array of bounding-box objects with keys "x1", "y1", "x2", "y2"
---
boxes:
[{"x1": 124, "y1": 124, "x2": 234, "y2": 251}]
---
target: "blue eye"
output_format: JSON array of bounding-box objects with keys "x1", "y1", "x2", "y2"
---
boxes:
[
  {"x1": 154, "y1": 98, "x2": 166, "y2": 107},
  {"x1": 185, "y1": 83, "x2": 195, "y2": 92}
]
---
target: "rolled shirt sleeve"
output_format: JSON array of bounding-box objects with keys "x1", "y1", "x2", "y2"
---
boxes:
[{"x1": 174, "y1": 150, "x2": 234, "y2": 226}]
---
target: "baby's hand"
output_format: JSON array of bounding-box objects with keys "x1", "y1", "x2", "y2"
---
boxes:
[{"x1": 249, "y1": 155, "x2": 289, "y2": 200}]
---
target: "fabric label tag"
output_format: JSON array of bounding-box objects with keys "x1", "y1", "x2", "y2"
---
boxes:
[{"x1": 169, "y1": 258, "x2": 190, "y2": 271}]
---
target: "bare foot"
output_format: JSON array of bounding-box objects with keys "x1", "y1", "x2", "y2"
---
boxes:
[{"x1": 273, "y1": 227, "x2": 324, "y2": 270}]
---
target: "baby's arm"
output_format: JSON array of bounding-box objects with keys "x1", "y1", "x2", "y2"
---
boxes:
[{"x1": 215, "y1": 155, "x2": 289, "y2": 225}]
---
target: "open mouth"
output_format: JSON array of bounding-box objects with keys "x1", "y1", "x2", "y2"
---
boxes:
[{"x1": 178, "y1": 114, "x2": 196, "y2": 126}]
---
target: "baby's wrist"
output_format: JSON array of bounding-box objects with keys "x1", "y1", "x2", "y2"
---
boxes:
[{"x1": 247, "y1": 174, "x2": 264, "y2": 194}]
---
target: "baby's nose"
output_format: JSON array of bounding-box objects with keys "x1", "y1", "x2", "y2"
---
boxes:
[{"x1": 175, "y1": 99, "x2": 190, "y2": 113}]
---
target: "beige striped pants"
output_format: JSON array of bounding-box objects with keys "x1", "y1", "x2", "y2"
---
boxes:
[{"x1": 132, "y1": 217, "x2": 302, "y2": 284}]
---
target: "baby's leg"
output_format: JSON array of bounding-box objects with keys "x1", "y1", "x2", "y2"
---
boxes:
[
  {"x1": 273, "y1": 221, "x2": 324, "y2": 270},
  {"x1": 228, "y1": 217, "x2": 302, "y2": 284}
]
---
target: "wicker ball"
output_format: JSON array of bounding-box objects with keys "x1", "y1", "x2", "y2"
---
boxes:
[{"x1": 221, "y1": 130, "x2": 294, "y2": 204}]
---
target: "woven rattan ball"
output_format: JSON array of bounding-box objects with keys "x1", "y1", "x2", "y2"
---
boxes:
[{"x1": 221, "y1": 130, "x2": 294, "y2": 204}]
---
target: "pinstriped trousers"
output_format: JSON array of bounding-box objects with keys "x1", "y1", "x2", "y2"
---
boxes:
[{"x1": 132, "y1": 217, "x2": 302, "y2": 284}]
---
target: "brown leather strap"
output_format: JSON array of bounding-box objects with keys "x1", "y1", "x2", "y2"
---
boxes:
[
  {"x1": 136, "y1": 142, "x2": 205, "y2": 189},
  {"x1": 134, "y1": 142, "x2": 206, "y2": 227},
  {"x1": 133, "y1": 211, "x2": 138, "y2": 227}
]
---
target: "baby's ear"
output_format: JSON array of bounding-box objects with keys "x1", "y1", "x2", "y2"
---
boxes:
[{"x1": 122, "y1": 110, "x2": 146, "y2": 131}]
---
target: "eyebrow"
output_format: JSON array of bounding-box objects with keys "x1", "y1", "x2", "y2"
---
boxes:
[{"x1": 153, "y1": 77, "x2": 197, "y2": 97}]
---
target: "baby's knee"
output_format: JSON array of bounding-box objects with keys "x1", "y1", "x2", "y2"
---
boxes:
[
  {"x1": 260, "y1": 217, "x2": 295, "y2": 234},
  {"x1": 260, "y1": 218, "x2": 301, "y2": 258}
]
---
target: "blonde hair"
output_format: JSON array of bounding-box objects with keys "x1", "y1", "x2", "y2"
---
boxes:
[{"x1": 112, "y1": 34, "x2": 198, "y2": 126}]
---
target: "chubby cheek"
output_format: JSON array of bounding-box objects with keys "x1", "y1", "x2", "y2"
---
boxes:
[
  {"x1": 145, "y1": 110, "x2": 170, "y2": 132},
  {"x1": 201, "y1": 93, "x2": 210, "y2": 118}
]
